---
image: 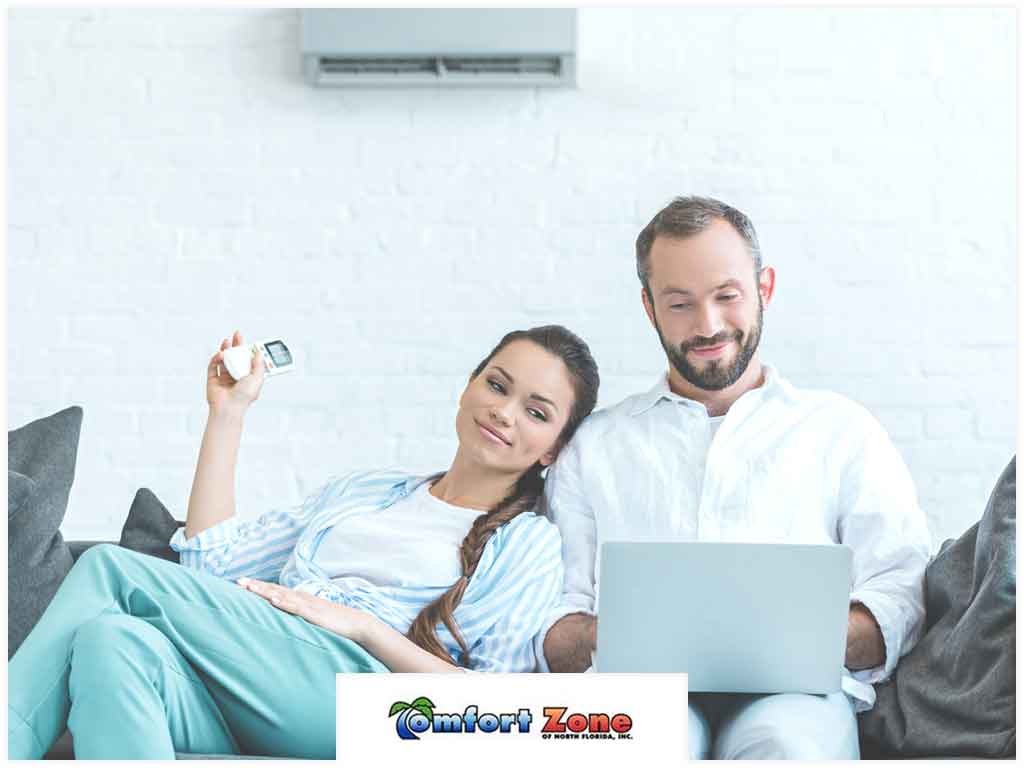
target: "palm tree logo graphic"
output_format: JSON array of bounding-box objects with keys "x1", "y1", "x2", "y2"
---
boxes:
[{"x1": 389, "y1": 696, "x2": 435, "y2": 740}]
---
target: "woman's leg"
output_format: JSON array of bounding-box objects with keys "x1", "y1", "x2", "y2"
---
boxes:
[
  {"x1": 9, "y1": 544, "x2": 386, "y2": 759},
  {"x1": 67, "y1": 613, "x2": 238, "y2": 759}
]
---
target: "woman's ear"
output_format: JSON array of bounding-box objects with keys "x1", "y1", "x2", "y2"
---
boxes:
[{"x1": 539, "y1": 445, "x2": 560, "y2": 467}]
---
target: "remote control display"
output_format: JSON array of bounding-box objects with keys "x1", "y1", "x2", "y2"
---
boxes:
[{"x1": 266, "y1": 341, "x2": 292, "y2": 366}]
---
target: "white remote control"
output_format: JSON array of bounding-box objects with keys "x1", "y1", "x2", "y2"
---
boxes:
[{"x1": 222, "y1": 339, "x2": 296, "y2": 381}]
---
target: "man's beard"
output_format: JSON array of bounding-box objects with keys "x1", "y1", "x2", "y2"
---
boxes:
[{"x1": 655, "y1": 298, "x2": 764, "y2": 392}]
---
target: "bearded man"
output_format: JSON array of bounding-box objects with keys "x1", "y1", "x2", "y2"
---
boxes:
[{"x1": 535, "y1": 196, "x2": 932, "y2": 760}]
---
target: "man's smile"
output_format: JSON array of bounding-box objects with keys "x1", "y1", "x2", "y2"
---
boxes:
[{"x1": 688, "y1": 342, "x2": 731, "y2": 359}]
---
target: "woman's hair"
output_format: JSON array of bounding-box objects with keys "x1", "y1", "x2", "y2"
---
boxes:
[{"x1": 406, "y1": 325, "x2": 600, "y2": 667}]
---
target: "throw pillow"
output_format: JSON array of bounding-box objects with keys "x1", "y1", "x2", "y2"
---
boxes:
[
  {"x1": 8, "y1": 471, "x2": 36, "y2": 519},
  {"x1": 118, "y1": 488, "x2": 184, "y2": 563},
  {"x1": 8, "y1": 406, "x2": 83, "y2": 658},
  {"x1": 859, "y1": 456, "x2": 1016, "y2": 757}
]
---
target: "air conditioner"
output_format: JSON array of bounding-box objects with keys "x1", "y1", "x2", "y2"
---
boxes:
[{"x1": 300, "y1": 8, "x2": 577, "y2": 88}]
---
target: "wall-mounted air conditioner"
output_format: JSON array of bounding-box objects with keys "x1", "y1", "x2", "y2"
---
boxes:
[{"x1": 300, "y1": 8, "x2": 577, "y2": 88}]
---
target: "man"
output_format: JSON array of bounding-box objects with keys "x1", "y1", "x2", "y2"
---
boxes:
[{"x1": 535, "y1": 196, "x2": 932, "y2": 759}]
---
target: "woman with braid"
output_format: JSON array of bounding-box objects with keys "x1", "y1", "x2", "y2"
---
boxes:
[{"x1": 9, "y1": 325, "x2": 600, "y2": 760}]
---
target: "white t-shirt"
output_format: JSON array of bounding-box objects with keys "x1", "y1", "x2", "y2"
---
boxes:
[{"x1": 314, "y1": 481, "x2": 483, "y2": 592}]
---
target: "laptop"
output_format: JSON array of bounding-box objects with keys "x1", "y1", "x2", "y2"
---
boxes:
[{"x1": 594, "y1": 541, "x2": 852, "y2": 694}]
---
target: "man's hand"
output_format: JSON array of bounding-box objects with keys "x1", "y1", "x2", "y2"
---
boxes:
[
  {"x1": 544, "y1": 613, "x2": 597, "y2": 672},
  {"x1": 845, "y1": 602, "x2": 886, "y2": 671}
]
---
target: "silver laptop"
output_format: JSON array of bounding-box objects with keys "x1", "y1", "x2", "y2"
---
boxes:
[{"x1": 594, "y1": 542, "x2": 852, "y2": 694}]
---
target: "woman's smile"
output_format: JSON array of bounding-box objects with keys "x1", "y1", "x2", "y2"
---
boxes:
[{"x1": 476, "y1": 420, "x2": 512, "y2": 446}]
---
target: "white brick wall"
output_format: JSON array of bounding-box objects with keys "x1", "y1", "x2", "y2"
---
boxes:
[{"x1": 8, "y1": 7, "x2": 1016, "y2": 547}]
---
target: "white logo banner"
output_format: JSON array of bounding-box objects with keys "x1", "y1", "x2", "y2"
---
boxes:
[{"x1": 336, "y1": 672, "x2": 688, "y2": 767}]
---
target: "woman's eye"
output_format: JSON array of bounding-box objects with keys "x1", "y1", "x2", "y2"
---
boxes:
[
  {"x1": 488, "y1": 379, "x2": 506, "y2": 394},
  {"x1": 670, "y1": 303, "x2": 691, "y2": 311},
  {"x1": 527, "y1": 408, "x2": 548, "y2": 422},
  {"x1": 718, "y1": 294, "x2": 739, "y2": 302}
]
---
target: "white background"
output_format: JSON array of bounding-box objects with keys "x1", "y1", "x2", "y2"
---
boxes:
[{"x1": 7, "y1": 7, "x2": 1016, "y2": 544}]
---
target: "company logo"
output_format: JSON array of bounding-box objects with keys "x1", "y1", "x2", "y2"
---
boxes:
[
  {"x1": 388, "y1": 697, "x2": 531, "y2": 740},
  {"x1": 387, "y1": 697, "x2": 633, "y2": 742}
]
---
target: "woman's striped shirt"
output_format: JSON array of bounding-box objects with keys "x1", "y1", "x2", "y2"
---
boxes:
[{"x1": 169, "y1": 469, "x2": 563, "y2": 672}]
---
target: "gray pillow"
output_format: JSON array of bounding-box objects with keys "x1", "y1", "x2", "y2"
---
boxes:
[
  {"x1": 118, "y1": 488, "x2": 184, "y2": 563},
  {"x1": 8, "y1": 470, "x2": 36, "y2": 519},
  {"x1": 859, "y1": 456, "x2": 1016, "y2": 758},
  {"x1": 8, "y1": 406, "x2": 82, "y2": 658}
]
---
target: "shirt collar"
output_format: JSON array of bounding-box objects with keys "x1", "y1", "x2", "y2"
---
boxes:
[{"x1": 628, "y1": 363, "x2": 795, "y2": 417}]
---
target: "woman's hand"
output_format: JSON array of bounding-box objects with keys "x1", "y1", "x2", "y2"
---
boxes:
[
  {"x1": 237, "y1": 578, "x2": 372, "y2": 643},
  {"x1": 207, "y1": 330, "x2": 266, "y2": 414},
  {"x1": 238, "y1": 578, "x2": 463, "y2": 673}
]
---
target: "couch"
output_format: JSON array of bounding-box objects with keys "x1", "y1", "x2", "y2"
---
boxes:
[{"x1": 11, "y1": 407, "x2": 1016, "y2": 760}]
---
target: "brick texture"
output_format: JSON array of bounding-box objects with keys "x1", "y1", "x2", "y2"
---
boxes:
[{"x1": 8, "y1": 8, "x2": 1016, "y2": 546}]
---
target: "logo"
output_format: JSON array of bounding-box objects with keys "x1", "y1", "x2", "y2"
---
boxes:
[
  {"x1": 388, "y1": 697, "x2": 633, "y2": 742},
  {"x1": 540, "y1": 707, "x2": 633, "y2": 740},
  {"x1": 388, "y1": 697, "x2": 531, "y2": 740}
]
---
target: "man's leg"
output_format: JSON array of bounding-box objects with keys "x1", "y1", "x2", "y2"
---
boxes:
[
  {"x1": 67, "y1": 613, "x2": 238, "y2": 758},
  {"x1": 711, "y1": 692, "x2": 860, "y2": 760},
  {"x1": 9, "y1": 544, "x2": 386, "y2": 759},
  {"x1": 687, "y1": 700, "x2": 712, "y2": 759}
]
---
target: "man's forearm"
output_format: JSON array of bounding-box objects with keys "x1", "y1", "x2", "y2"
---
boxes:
[
  {"x1": 846, "y1": 603, "x2": 886, "y2": 670},
  {"x1": 544, "y1": 613, "x2": 597, "y2": 673}
]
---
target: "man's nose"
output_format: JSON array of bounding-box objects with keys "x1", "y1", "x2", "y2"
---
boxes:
[{"x1": 693, "y1": 302, "x2": 725, "y2": 339}]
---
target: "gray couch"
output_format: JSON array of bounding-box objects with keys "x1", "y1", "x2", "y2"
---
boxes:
[{"x1": 13, "y1": 408, "x2": 1014, "y2": 760}]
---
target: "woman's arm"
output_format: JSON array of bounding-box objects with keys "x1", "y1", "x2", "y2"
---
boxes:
[
  {"x1": 185, "y1": 331, "x2": 265, "y2": 539},
  {"x1": 238, "y1": 578, "x2": 464, "y2": 673},
  {"x1": 352, "y1": 614, "x2": 463, "y2": 673},
  {"x1": 185, "y1": 406, "x2": 246, "y2": 539}
]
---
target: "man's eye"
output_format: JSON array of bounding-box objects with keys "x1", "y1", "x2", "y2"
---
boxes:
[
  {"x1": 669, "y1": 303, "x2": 692, "y2": 311},
  {"x1": 718, "y1": 293, "x2": 739, "y2": 301},
  {"x1": 488, "y1": 379, "x2": 506, "y2": 394},
  {"x1": 527, "y1": 408, "x2": 548, "y2": 422}
]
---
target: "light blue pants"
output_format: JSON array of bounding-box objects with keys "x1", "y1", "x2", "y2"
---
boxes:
[
  {"x1": 9, "y1": 544, "x2": 387, "y2": 759},
  {"x1": 687, "y1": 691, "x2": 860, "y2": 759}
]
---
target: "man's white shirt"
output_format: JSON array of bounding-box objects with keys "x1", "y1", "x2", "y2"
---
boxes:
[{"x1": 534, "y1": 365, "x2": 932, "y2": 712}]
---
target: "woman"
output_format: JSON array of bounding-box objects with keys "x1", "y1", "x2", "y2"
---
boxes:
[{"x1": 9, "y1": 325, "x2": 599, "y2": 760}]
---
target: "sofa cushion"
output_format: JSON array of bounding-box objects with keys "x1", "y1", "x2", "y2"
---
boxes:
[
  {"x1": 8, "y1": 406, "x2": 82, "y2": 658},
  {"x1": 8, "y1": 470, "x2": 36, "y2": 519},
  {"x1": 859, "y1": 456, "x2": 1016, "y2": 758},
  {"x1": 118, "y1": 488, "x2": 184, "y2": 563}
]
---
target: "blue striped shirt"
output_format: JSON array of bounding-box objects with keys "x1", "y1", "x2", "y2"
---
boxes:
[{"x1": 169, "y1": 470, "x2": 563, "y2": 672}]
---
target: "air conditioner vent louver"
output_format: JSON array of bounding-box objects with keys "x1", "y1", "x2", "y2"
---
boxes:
[
  {"x1": 442, "y1": 57, "x2": 561, "y2": 76},
  {"x1": 317, "y1": 55, "x2": 562, "y2": 79},
  {"x1": 320, "y1": 57, "x2": 438, "y2": 75},
  {"x1": 301, "y1": 9, "x2": 577, "y2": 88}
]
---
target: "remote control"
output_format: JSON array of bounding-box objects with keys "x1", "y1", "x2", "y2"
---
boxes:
[{"x1": 222, "y1": 339, "x2": 296, "y2": 381}]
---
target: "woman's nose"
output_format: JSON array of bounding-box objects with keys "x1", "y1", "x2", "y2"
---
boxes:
[{"x1": 490, "y1": 406, "x2": 512, "y2": 426}]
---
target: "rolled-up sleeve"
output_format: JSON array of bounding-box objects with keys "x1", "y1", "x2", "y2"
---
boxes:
[
  {"x1": 467, "y1": 517, "x2": 564, "y2": 673},
  {"x1": 838, "y1": 414, "x2": 933, "y2": 684},
  {"x1": 532, "y1": 435, "x2": 599, "y2": 672},
  {"x1": 170, "y1": 475, "x2": 349, "y2": 582}
]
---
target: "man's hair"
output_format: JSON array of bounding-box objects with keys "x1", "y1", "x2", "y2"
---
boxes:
[{"x1": 635, "y1": 196, "x2": 762, "y2": 298}]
